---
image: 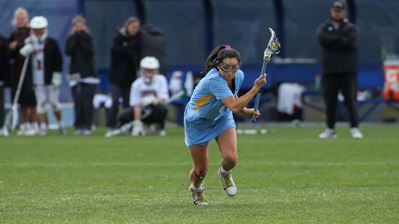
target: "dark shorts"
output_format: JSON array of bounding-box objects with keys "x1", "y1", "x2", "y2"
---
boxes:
[{"x1": 12, "y1": 85, "x2": 37, "y2": 107}]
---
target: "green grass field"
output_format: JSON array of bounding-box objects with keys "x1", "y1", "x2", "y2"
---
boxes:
[{"x1": 1, "y1": 124, "x2": 398, "y2": 223}]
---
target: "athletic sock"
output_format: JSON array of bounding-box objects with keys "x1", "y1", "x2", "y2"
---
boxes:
[
  {"x1": 219, "y1": 166, "x2": 231, "y2": 177},
  {"x1": 40, "y1": 122, "x2": 47, "y2": 131},
  {"x1": 189, "y1": 183, "x2": 204, "y2": 192}
]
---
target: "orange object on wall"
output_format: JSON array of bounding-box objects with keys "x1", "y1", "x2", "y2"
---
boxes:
[{"x1": 382, "y1": 61, "x2": 399, "y2": 100}]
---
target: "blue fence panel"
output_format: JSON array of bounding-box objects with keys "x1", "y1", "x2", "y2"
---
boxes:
[
  {"x1": 212, "y1": 0, "x2": 275, "y2": 64},
  {"x1": 283, "y1": 0, "x2": 329, "y2": 60},
  {"x1": 84, "y1": 0, "x2": 138, "y2": 70},
  {"x1": 356, "y1": 0, "x2": 399, "y2": 63},
  {"x1": 145, "y1": 0, "x2": 205, "y2": 64}
]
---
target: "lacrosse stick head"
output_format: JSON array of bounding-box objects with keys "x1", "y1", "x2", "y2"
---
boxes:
[{"x1": 264, "y1": 28, "x2": 281, "y2": 60}]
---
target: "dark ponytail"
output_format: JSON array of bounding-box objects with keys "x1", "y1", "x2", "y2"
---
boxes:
[{"x1": 204, "y1": 45, "x2": 240, "y2": 73}]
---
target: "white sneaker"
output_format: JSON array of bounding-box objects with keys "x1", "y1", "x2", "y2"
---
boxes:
[
  {"x1": 36, "y1": 128, "x2": 47, "y2": 136},
  {"x1": 318, "y1": 128, "x2": 337, "y2": 139},
  {"x1": 82, "y1": 129, "x2": 92, "y2": 135},
  {"x1": 157, "y1": 129, "x2": 166, "y2": 136},
  {"x1": 105, "y1": 129, "x2": 124, "y2": 138},
  {"x1": 350, "y1": 128, "x2": 363, "y2": 139},
  {"x1": 1, "y1": 127, "x2": 10, "y2": 137},
  {"x1": 105, "y1": 129, "x2": 116, "y2": 137},
  {"x1": 189, "y1": 183, "x2": 208, "y2": 206},
  {"x1": 218, "y1": 167, "x2": 237, "y2": 197},
  {"x1": 132, "y1": 121, "x2": 145, "y2": 136},
  {"x1": 17, "y1": 123, "x2": 28, "y2": 136}
]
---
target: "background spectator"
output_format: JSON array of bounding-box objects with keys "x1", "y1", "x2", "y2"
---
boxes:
[
  {"x1": 317, "y1": 0, "x2": 363, "y2": 139},
  {"x1": 65, "y1": 15, "x2": 98, "y2": 135},
  {"x1": 20, "y1": 16, "x2": 63, "y2": 135},
  {"x1": 0, "y1": 34, "x2": 7, "y2": 129},
  {"x1": 141, "y1": 24, "x2": 167, "y2": 76},
  {"x1": 106, "y1": 17, "x2": 142, "y2": 131},
  {"x1": 8, "y1": 7, "x2": 38, "y2": 136}
]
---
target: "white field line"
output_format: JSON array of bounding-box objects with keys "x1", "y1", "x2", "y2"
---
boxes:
[{"x1": 0, "y1": 161, "x2": 397, "y2": 168}]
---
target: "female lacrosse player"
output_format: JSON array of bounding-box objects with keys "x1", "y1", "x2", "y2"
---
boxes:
[{"x1": 184, "y1": 45, "x2": 266, "y2": 206}]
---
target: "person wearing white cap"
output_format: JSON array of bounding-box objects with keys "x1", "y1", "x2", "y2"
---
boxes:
[
  {"x1": 105, "y1": 56, "x2": 169, "y2": 137},
  {"x1": 19, "y1": 16, "x2": 64, "y2": 135}
]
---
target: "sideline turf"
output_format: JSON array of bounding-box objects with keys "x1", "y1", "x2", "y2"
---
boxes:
[{"x1": 0, "y1": 125, "x2": 398, "y2": 223}]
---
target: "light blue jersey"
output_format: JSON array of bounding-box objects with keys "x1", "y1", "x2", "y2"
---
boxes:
[
  {"x1": 184, "y1": 68, "x2": 244, "y2": 148},
  {"x1": 185, "y1": 68, "x2": 244, "y2": 122}
]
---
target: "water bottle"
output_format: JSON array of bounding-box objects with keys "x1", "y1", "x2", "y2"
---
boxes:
[{"x1": 314, "y1": 74, "x2": 321, "y2": 90}]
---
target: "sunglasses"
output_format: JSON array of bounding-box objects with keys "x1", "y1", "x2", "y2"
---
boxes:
[{"x1": 219, "y1": 63, "x2": 241, "y2": 72}]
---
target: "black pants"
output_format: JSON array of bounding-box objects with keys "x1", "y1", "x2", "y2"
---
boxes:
[
  {"x1": 106, "y1": 84, "x2": 131, "y2": 128},
  {"x1": 11, "y1": 78, "x2": 36, "y2": 107},
  {"x1": 0, "y1": 85, "x2": 4, "y2": 127},
  {"x1": 117, "y1": 104, "x2": 168, "y2": 130},
  {"x1": 322, "y1": 73, "x2": 359, "y2": 129},
  {"x1": 71, "y1": 83, "x2": 97, "y2": 130}
]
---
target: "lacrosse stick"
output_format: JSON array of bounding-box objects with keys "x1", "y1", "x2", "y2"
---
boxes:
[
  {"x1": 105, "y1": 90, "x2": 185, "y2": 137},
  {"x1": 251, "y1": 28, "x2": 281, "y2": 122},
  {"x1": 2, "y1": 55, "x2": 30, "y2": 136}
]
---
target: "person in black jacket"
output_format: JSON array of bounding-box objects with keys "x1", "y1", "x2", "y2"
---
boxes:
[
  {"x1": 141, "y1": 25, "x2": 167, "y2": 76},
  {"x1": 20, "y1": 16, "x2": 63, "y2": 135},
  {"x1": 106, "y1": 17, "x2": 142, "y2": 130},
  {"x1": 0, "y1": 34, "x2": 7, "y2": 129},
  {"x1": 316, "y1": 0, "x2": 363, "y2": 139},
  {"x1": 65, "y1": 15, "x2": 99, "y2": 135}
]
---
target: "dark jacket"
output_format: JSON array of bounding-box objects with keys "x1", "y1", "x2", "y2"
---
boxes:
[
  {"x1": 109, "y1": 28, "x2": 141, "y2": 87},
  {"x1": 8, "y1": 27, "x2": 30, "y2": 86},
  {"x1": 65, "y1": 31, "x2": 96, "y2": 78},
  {"x1": 26, "y1": 37, "x2": 63, "y2": 86},
  {"x1": 0, "y1": 35, "x2": 8, "y2": 85},
  {"x1": 317, "y1": 19, "x2": 357, "y2": 74},
  {"x1": 141, "y1": 25, "x2": 167, "y2": 75}
]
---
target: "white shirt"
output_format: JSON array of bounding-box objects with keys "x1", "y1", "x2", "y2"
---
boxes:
[
  {"x1": 32, "y1": 39, "x2": 45, "y2": 86},
  {"x1": 130, "y1": 74, "x2": 169, "y2": 106}
]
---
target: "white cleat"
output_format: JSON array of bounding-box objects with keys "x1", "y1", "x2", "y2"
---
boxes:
[
  {"x1": 318, "y1": 128, "x2": 337, "y2": 139},
  {"x1": 189, "y1": 184, "x2": 208, "y2": 206},
  {"x1": 218, "y1": 168, "x2": 237, "y2": 197},
  {"x1": 105, "y1": 129, "x2": 121, "y2": 138},
  {"x1": 350, "y1": 128, "x2": 363, "y2": 139}
]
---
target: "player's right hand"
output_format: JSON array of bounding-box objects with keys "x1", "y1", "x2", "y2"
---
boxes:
[
  {"x1": 253, "y1": 74, "x2": 267, "y2": 91},
  {"x1": 19, "y1": 43, "x2": 34, "y2": 57}
]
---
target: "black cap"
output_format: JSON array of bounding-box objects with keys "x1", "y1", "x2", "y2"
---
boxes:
[{"x1": 332, "y1": 0, "x2": 345, "y2": 11}]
